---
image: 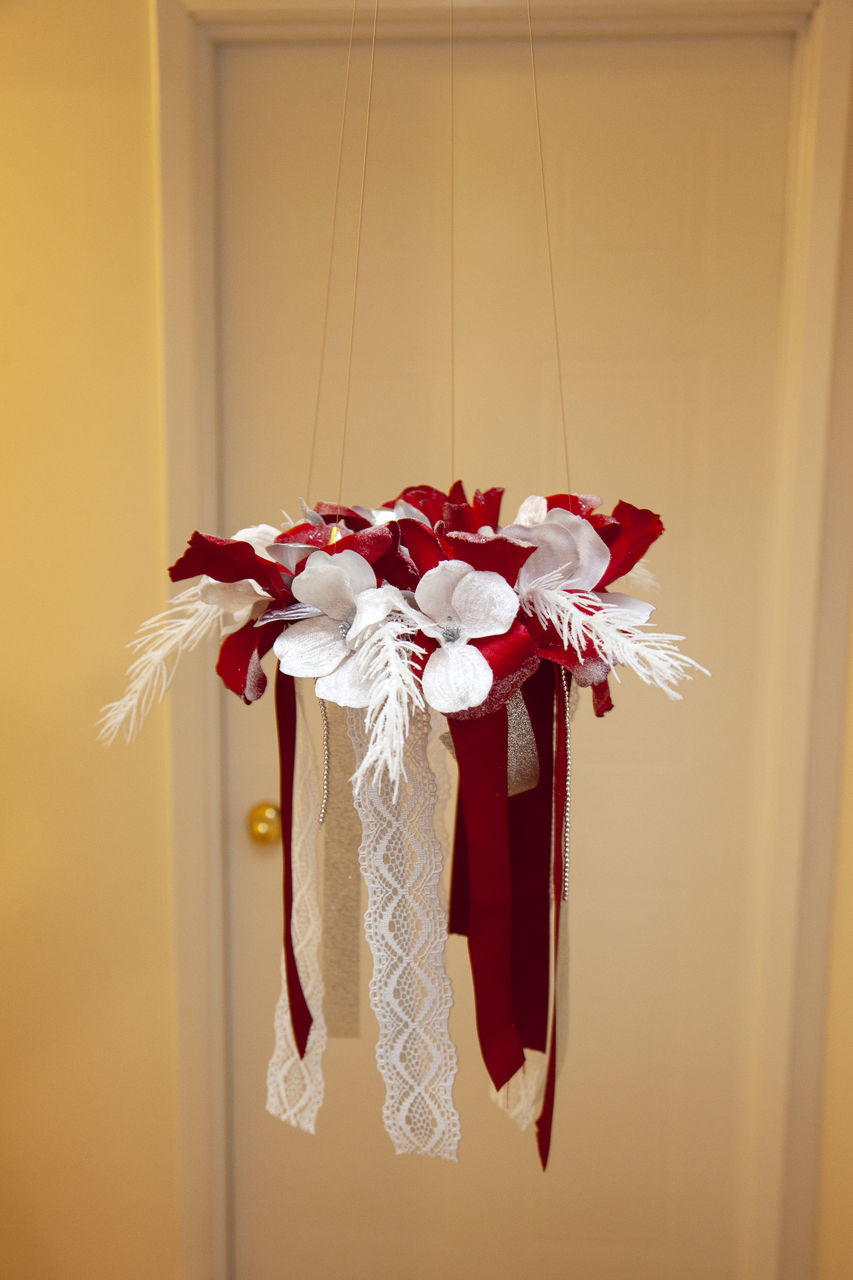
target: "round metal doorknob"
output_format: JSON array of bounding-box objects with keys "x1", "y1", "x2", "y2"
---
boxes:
[{"x1": 247, "y1": 802, "x2": 281, "y2": 845}]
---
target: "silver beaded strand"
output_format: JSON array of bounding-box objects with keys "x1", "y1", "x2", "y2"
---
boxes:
[
  {"x1": 560, "y1": 669, "x2": 572, "y2": 903},
  {"x1": 318, "y1": 697, "x2": 331, "y2": 824}
]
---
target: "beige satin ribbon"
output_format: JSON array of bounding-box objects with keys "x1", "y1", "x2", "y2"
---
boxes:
[
  {"x1": 321, "y1": 702, "x2": 362, "y2": 1037},
  {"x1": 441, "y1": 689, "x2": 540, "y2": 798}
]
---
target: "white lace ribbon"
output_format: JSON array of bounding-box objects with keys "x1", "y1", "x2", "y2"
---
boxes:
[
  {"x1": 348, "y1": 706, "x2": 461, "y2": 1160},
  {"x1": 266, "y1": 708, "x2": 327, "y2": 1133}
]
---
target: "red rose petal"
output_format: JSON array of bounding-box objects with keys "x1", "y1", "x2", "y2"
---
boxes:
[
  {"x1": 473, "y1": 487, "x2": 504, "y2": 530},
  {"x1": 388, "y1": 484, "x2": 449, "y2": 525},
  {"x1": 596, "y1": 501, "x2": 664, "y2": 587},
  {"x1": 169, "y1": 531, "x2": 290, "y2": 600},
  {"x1": 444, "y1": 531, "x2": 535, "y2": 586},
  {"x1": 546, "y1": 493, "x2": 601, "y2": 518},
  {"x1": 397, "y1": 518, "x2": 443, "y2": 575},
  {"x1": 591, "y1": 678, "x2": 614, "y2": 717},
  {"x1": 313, "y1": 502, "x2": 371, "y2": 531},
  {"x1": 215, "y1": 617, "x2": 282, "y2": 703},
  {"x1": 273, "y1": 522, "x2": 335, "y2": 547}
]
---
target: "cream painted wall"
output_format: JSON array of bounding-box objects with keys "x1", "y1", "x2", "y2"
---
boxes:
[
  {"x1": 819, "y1": 637, "x2": 853, "y2": 1279},
  {"x1": 0, "y1": 2, "x2": 180, "y2": 1277},
  {"x1": 817, "y1": 61, "x2": 853, "y2": 1280}
]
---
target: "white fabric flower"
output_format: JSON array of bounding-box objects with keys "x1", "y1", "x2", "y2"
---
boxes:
[
  {"x1": 503, "y1": 503, "x2": 655, "y2": 680},
  {"x1": 291, "y1": 549, "x2": 376, "y2": 620},
  {"x1": 511, "y1": 494, "x2": 548, "y2": 528},
  {"x1": 504, "y1": 503, "x2": 654, "y2": 638},
  {"x1": 414, "y1": 561, "x2": 519, "y2": 714},
  {"x1": 265, "y1": 522, "x2": 351, "y2": 576},
  {"x1": 198, "y1": 523, "x2": 282, "y2": 629},
  {"x1": 503, "y1": 507, "x2": 612, "y2": 595},
  {"x1": 273, "y1": 550, "x2": 412, "y2": 709},
  {"x1": 352, "y1": 500, "x2": 430, "y2": 526},
  {"x1": 231, "y1": 523, "x2": 283, "y2": 557}
]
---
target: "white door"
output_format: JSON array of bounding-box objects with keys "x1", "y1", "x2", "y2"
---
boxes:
[{"x1": 163, "y1": 5, "x2": 851, "y2": 1278}]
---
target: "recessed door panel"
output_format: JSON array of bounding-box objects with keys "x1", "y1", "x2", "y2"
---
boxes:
[{"x1": 215, "y1": 29, "x2": 794, "y2": 1279}]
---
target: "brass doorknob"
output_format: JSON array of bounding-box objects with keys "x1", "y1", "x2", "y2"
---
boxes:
[{"x1": 247, "y1": 802, "x2": 281, "y2": 845}]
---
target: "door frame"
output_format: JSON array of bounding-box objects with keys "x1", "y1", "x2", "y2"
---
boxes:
[{"x1": 153, "y1": 2, "x2": 853, "y2": 1276}]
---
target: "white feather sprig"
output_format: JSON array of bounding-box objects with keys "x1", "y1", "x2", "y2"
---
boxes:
[
  {"x1": 350, "y1": 613, "x2": 425, "y2": 798},
  {"x1": 621, "y1": 557, "x2": 659, "y2": 593},
  {"x1": 97, "y1": 585, "x2": 223, "y2": 744},
  {"x1": 522, "y1": 574, "x2": 708, "y2": 697}
]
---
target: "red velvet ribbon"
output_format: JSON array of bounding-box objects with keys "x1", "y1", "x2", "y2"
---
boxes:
[
  {"x1": 507, "y1": 664, "x2": 555, "y2": 1052},
  {"x1": 449, "y1": 710, "x2": 525, "y2": 1092},
  {"x1": 449, "y1": 667, "x2": 554, "y2": 1054},
  {"x1": 274, "y1": 670, "x2": 312, "y2": 1057},
  {"x1": 535, "y1": 665, "x2": 571, "y2": 1169}
]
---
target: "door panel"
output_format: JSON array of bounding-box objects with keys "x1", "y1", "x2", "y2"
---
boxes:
[{"x1": 216, "y1": 29, "x2": 796, "y2": 1279}]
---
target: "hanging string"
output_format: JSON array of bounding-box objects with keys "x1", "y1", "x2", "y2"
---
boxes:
[
  {"x1": 524, "y1": 0, "x2": 571, "y2": 492},
  {"x1": 310, "y1": 2, "x2": 566, "y2": 500},
  {"x1": 305, "y1": 0, "x2": 360, "y2": 504},
  {"x1": 336, "y1": 0, "x2": 381, "y2": 508},
  {"x1": 448, "y1": 0, "x2": 457, "y2": 483}
]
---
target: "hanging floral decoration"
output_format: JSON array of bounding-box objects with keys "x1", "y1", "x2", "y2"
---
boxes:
[{"x1": 100, "y1": 481, "x2": 706, "y2": 1167}]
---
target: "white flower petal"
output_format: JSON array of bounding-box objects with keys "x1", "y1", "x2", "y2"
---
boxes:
[
  {"x1": 199, "y1": 577, "x2": 265, "y2": 613},
  {"x1": 450, "y1": 569, "x2": 518, "y2": 639},
  {"x1": 347, "y1": 584, "x2": 409, "y2": 642},
  {"x1": 332, "y1": 548, "x2": 377, "y2": 592},
  {"x1": 421, "y1": 643, "x2": 494, "y2": 713},
  {"x1": 273, "y1": 615, "x2": 349, "y2": 677},
  {"x1": 513, "y1": 495, "x2": 548, "y2": 527},
  {"x1": 543, "y1": 510, "x2": 611, "y2": 589},
  {"x1": 292, "y1": 549, "x2": 375, "y2": 619},
  {"x1": 508, "y1": 511, "x2": 611, "y2": 595},
  {"x1": 218, "y1": 602, "x2": 267, "y2": 637},
  {"x1": 260, "y1": 602, "x2": 322, "y2": 623},
  {"x1": 299, "y1": 502, "x2": 326, "y2": 526},
  {"x1": 365, "y1": 507, "x2": 398, "y2": 526},
  {"x1": 231, "y1": 524, "x2": 283, "y2": 559},
  {"x1": 415, "y1": 559, "x2": 471, "y2": 623},
  {"x1": 501, "y1": 521, "x2": 566, "y2": 581},
  {"x1": 265, "y1": 541, "x2": 316, "y2": 573},
  {"x1": 394, "y1": 500, "x2": 431, "y2": 524},
  {"x1": 595, "y1": 591, "x2": 655, "y2": 625},
  {"x1": 315, "y1": 658, "x2": 373, "y2": 708}
]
